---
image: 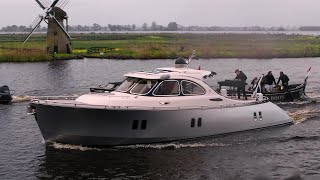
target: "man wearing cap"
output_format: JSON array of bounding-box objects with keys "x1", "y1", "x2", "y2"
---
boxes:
[{"x1": 235, "y1": 69, "x2": 247, "y2": 100}]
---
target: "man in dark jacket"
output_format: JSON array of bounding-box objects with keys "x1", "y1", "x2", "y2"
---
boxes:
[
  {"x1": 277, "y1": 71, "x2": 289, "y2": 89},
  {"x1": 235, "y1": 69, "x2": 247, "y2": 100},
  {"x1": 265, "y1": 71, "x2": 276, "y2": 92}
]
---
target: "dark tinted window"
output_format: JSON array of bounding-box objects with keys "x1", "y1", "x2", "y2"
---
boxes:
[
  {"x1": 130, "y1": 79, "x2": 157, "y2": 95},
  {"x1": 181, "y1": 80, "x2": 205, "y2": 95},
  {"x1": 153, "y1": 80, "x2": 180, "y2": 96},
  {"x1": 117, "y1": 77, "x2": 139, "y2": 92}
]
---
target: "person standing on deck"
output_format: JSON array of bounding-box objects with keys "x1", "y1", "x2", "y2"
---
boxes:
[
  {"x1": 265, "y1": 71, "x2": 276, "y2": 92},
  {"x1": 277, "y1": 71, "x2": 290, "y2": 89},
  {"x1": 235, "y1": 69, "x2": 247, "y2": 100}
]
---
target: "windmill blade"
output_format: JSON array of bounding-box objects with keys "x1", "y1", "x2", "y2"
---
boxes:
[
  {"x1": 59, "y1": 0, "x2": 70, "y2": 9},
  {"x1": 23, "y1": 17, "x2": 44, "y2": 44},
  {"x1": 50, "y1": 15, "x2": 71, "y2": 39},
  {"x1": 35, "y1": 0, "x2": 47, "y2": 9},
  {"x1": 56, "y1": 0, "x2": 66, "y2": 7},
  {"x1": 50, "y1": 0, "x2": 60, "y2": 8},
  {"x1": 40, "y1": 0, "x2": 51, "y2": 7},
  {"x1": 43, "y1": 0, "x2": 52, "y2": 6},
  {"x1": 63, "y1": 0, "x2": 71, "y2": 9}
]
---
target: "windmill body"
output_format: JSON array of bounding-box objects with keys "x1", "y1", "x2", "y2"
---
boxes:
[
  {"x1": 46, "y1": 7, "x2": 72, "y2": 54},
  {"x1": 24, "y1": 0, "x2": 72, "y2": 54}
]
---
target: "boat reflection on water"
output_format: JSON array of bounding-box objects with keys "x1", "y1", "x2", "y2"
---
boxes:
[{"x1": 38, "y1": 124, "x2": 298, "y2": 180}]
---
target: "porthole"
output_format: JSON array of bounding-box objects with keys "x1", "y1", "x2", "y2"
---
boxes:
[
  {"x1": 197, "y1": 118, "x2": 202, "y2": 127},
  {"x1": 132, "y1": 120, "x2": 139, "y2": 130},
  {"x1": 191, "y1": 118, "x2": 195, "y2": 128},
  {"x1": 141, "y1": 120, "x2": 147, "y2": 130}
]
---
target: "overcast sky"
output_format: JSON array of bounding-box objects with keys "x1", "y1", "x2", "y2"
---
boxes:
[{"x1": 1, "y1": 0, "x2": 320, "y2": 27}]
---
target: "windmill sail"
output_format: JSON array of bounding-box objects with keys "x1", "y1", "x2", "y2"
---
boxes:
[
  {"x1": 57, "y1": 0, "x2": 70, "y2": 9},
  {"x1": 23, "y1": 16, "x2": 44, "y2": 44},
  {"x1": 35, "y1": 0, "x2": 47, "y2": 9},
  {"x1": 50, "y1": 0, "x2": 60, "y2": 8}
]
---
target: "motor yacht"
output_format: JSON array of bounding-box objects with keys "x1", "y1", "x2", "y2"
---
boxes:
[{"x1": 28, "y1": 58, "x2": 293, "y2": 146}]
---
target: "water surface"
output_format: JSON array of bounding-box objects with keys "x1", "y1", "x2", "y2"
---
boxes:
[{"x1": 1, "y1": 58, "x2": 320, "y2": 179}]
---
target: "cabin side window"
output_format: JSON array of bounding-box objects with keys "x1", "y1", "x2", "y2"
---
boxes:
[
  {"x1": 181, "y1": 80, "x2": 205, "y2": 95},
  {"x1": 130, "y1": 79, "x2": 158, "y2": 95},
  {"x1": 116, "y1": 77, "x2": 139, "y2": 92},
  {"x1": 153, "y1": 80, "x2": 180, "y2": 96}
]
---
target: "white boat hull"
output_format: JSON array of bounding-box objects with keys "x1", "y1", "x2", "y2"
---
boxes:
[{"x1": 30, "y1": 100, "x2": 292, "y2": 146}]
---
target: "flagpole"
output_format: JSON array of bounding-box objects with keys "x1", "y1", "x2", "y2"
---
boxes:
[{"x1": 304, "y1": 66, "x2": 311, "y2": 86}]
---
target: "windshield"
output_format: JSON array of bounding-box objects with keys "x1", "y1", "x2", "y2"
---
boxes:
[
  {"x1": 130, "y1": 79, "x2": 158, "y2": 95},
  {"x1": 116, "y1": 77, "x2": 139, "y2": 92}
]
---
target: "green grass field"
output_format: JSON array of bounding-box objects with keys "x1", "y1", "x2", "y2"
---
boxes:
[{"x1": 1, "y1": 33, "x2": 320, "y2": 62}]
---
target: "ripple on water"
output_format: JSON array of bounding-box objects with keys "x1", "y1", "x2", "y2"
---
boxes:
[{"x1": 288, "y1": 109, "x2": 320, "y2": 124}]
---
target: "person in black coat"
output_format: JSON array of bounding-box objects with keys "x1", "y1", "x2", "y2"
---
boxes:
[
  {"x1": 264, "y1": 71, "x2": 276, "y2": 92},
  {"x1": 277, "y1": 71, "x2": 289, "y2": 89},
  {"x1": 235, "y1": 69, "x2": 247, "y2": 100}
]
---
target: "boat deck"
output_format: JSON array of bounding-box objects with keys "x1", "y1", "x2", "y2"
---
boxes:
[{"x1": 30, "y1": 95, "x2": 267, "y2": 111}]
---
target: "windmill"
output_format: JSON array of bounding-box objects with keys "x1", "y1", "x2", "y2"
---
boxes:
[{"x1": 23, "y1": 0, "x2": 72, "y2": 54}]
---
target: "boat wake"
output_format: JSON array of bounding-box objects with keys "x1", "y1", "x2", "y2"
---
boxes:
[
  {"x1": 116, "y1": 142, "x2": 230, "y2": 150},
  {"x1": 11, "y1": 95, "x2": 33, "y2": 103},
  {"x1": 305, "y1": 91, "x2": 320, "y2": 99},
  {"x1": 50, "y1": 142, "x2": 102, "y2": 151},
  {"x1": 49, "y1": 141, "x2": 229, "y2": 151},
  {"x1": 288, "y1": 109, "x2": 320, "y2": 124}
]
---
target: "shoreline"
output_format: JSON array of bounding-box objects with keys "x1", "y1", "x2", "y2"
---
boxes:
[
  {"x1": 3, "y1": 52, "x2": 320, "y2": 63},
  {"x1": 2, "y1": 33, "x2": 320, "y2": 62}
]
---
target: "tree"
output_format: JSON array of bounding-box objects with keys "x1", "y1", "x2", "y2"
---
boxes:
[
  {"x1": 131, "y1": 24, "x2": 136, "y2": 31},
  {"x1": 142, "y1": 23, "x2": 148, "y2": 31},
  {"x1": 151, "y1": 21, "x2": 157, "y2": 30},
  {"x1": 83, "y1": 25, "x2": 90, "y2": 31},
  {"x1": 167, "y1": 22, "x2": 178, "y2": 31},
  {"x1": 19, "y1": 26, "x2": 27, "y2": 31},
  {"x1": 92, "y1": 23, "x2": 102, "y2": 31}
]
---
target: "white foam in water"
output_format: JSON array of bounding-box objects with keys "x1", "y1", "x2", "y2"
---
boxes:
[
  {"x1": 288, "y1": 109, "x2": 320, "y2": 124},
  {"x1": 51, "y1": 142, "x2": 101, "y2": 151},
  {"x1": 305, "y1": 91, "x2": 320, "y2": 99},
  {"x1": 278, "y1": 101, "x2": 312, "y2": 105},
  {"x1": 11, "y1": 95, "x2": 33, "y2": 103},
  {"x1": 47, "y1": 141, "x2": 229, "y2": 150},
  {"x1": 116, "y1": 142, "x2": 230, "y2": 149},
  {"x1": 41, "y1": 138, "x2": 45, "y2": 144}
]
